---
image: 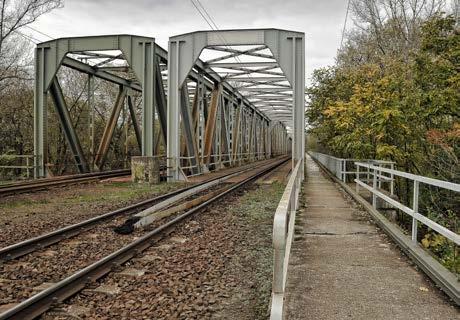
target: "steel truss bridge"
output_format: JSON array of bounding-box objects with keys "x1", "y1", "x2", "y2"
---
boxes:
[{"x1": 33, "y1": 29, "x2": 305, "y2": 181}]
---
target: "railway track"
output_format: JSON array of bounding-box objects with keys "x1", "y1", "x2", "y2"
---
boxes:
[
  {"x1": 0, "y1": 157, "x2": 288, "y2": 319},
  {"x1": 0, "y1": 169, "x2": 132, "y2": 197},
  {"x1": 0, "y1": 159, "x2": 273, "y2": 261}
]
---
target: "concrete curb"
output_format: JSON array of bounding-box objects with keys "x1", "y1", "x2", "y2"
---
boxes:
[{"x1": 313, "y1": 159, "x2": 460, "y2": 306}]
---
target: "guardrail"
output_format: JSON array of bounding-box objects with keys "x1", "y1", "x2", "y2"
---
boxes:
[
  {"x1": 355, "y1": 162, "x2": 460, "y2": 245},
  {"x1": 270, "y1": 159, "x2": 303, "y2": 319},
  {"x1": 0, "y1": 155, "x2": 37, "y2": 179},
  {"x1": 309, "y1": 151, "x2": 395, "y2": 184}
]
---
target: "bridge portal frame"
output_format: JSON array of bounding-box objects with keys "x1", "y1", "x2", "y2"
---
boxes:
[
  {"x1": 34, "y1": 35, "x2": 168, "y2": 178},
  {"x1": 167, "y1": 29, "x2": 305, "y2": 181}
]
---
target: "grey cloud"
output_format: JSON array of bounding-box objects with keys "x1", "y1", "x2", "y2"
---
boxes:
[{"x1": 32, "y1": 0, "x2": 348, "y2": 83}]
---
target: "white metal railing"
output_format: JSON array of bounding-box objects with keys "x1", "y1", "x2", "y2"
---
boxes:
[
  {"x1": 0, "y1": 155, "x2": 37, "y2": 179},
  {"x1": 309, "y1": 151, "x2": 395, "y2": 185},
  {"x1": 355, "y1": 162, "x2": 460, "y2": 245},
  {"x1": 270, "y1": 159, "x2": 303, "y2": 319}
]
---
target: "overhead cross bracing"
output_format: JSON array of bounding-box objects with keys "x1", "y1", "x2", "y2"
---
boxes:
[
  {"x1": 203, "y1": 47, "x2": 294, "y2": 127},
  {"x1": 167, "y1": 29, "x2": 305, "y2": 181}
]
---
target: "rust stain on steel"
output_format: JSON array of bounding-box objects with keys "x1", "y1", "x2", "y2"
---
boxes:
[{"x1": 95, "y1": 86, "x2": 127, "y2": 170}]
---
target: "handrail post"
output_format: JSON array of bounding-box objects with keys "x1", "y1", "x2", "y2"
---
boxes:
[
  {"x1": 390, "y1": 163, "x2": 395, "y2": 196},
  {"x1": 367, "y1": 165, "x2": 370, "y2": 185},
  {"x1": 372, "y1": 168, "x2": 377, "y2": 209},
  {"x1": 412, "y1": 180, "x2": 419, "y2": 242},
  {"x1": 356, "y1": 164, "x2": 360, "y2": 193},
  {"x1": 26, "y1": 156, "x2": 30, "y2": 179}
]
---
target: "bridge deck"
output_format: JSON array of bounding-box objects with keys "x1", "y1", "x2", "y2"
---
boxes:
[{"x1": 283, "y1": 156, "x2": 458, "y2": 319}]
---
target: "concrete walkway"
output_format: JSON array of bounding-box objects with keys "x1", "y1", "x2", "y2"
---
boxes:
[{"x1": 284, "y1": 155, "x2": 458, "y2": 320}]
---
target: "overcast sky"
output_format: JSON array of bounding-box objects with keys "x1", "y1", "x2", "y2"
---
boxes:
[{"x1": 28, "y1": 0, "x2": 349, "y2": 85}]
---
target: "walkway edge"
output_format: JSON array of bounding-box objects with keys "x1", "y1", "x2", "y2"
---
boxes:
[{"x1": 313, "y1": 159, "x2": 460, "y2": 306}]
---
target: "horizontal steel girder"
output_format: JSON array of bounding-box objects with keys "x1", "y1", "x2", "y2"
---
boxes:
[
  {"x1": 230, "y1": 76, "x2": 287, "y2": 82},
  {"x1": 238, "y1": 87, "x2": 292, "y2": 92},
  {"x1": 206, "y1": 62, "x2": 279, "y2": 68},
  {"x1": 62, "y1": 57, "x2": 142, "y2": 91},
  {"x1": 206, "y1": 45, "x2": 272, "y2": 61}
]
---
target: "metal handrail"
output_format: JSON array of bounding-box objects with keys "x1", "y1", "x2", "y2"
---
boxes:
[
  {"x1": 0, "y1": 154, "x2": 37, "y2": 179},
  {"x1": 270, "y1": 159, "x2": 303, "y2": 319},
  {"x1": 309, "y1": 151, "x2": 395, "y2": 185},
  {"x1": 310, "y1": 151, "x2": 459, "y2": 245},
  {"x1": 355, "y1": 162, "x2": 460, "y2": 245}
]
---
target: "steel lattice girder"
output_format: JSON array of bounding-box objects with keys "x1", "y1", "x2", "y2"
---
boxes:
[
  {"x1": 34, "y1": 35, "x2": 167, "y2": 177},
  {"x1": 167, "y1": 29, "x2": 305, "y2": 180}
]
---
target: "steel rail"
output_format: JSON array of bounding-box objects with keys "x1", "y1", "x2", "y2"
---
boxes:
[
  {"x1": 0, "y1": 169, "x2": 131, "y2": 189},
  {"x1": 0, "y1": 170, "x2": 134, "y2": 196},
  {"x1": 0, "y1": 157, "x2": 289, "y2": 320},
  {"x1": 0, "y1": 183, "x2": 190, "y2": 262},
  {"x1": 0, "y1": 159, "x2": 282, "y2": 261}
]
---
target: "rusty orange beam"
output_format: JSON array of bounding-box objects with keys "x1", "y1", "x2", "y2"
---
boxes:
[
  {"x1": 203, "y1": 84, "x2": 222, "y2": 165},
  {"x1": 95, "y1": 86, "x2": 127, "y2": 170}
]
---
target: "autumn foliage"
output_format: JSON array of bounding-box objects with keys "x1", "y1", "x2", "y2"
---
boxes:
[{"x1": 307, "y1": 13, "x2": 459, "y2": 272}]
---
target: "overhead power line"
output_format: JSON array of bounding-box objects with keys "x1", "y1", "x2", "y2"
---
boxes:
[
  {"x1": 24, "y1": 25, "x2": 54, "y2": 40},
  {"x1": 195, "y1": 0, "x2": 220, "y2": 30},
  {"x1": 13, "y1": 29, "x2": 41, "y2": 44},
  {"x1": 340, "y1": 0, "x2": 351, "y2": 50},
  {"x1": 188, "y1": 0, "x2": 252, "y2": 80},
  {"x1": 189, "y1": 0, "x2": 216, "y2": 30}
]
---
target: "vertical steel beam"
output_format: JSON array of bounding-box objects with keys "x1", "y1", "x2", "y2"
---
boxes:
[
  {"x1": 94, "y1": 86, "x2": 127, "y2": 170},
  {"x1": 291, "y1": 36, "x2": 305, "y2": 169},
  {"x1": 167, "y1": 40, "x2": 182, "y2": 180},
  {"x1": 254, "y1": 116, "x2": 259, "y2": 160},
  {"x1": 242, "y1": 110, "x2": 247, "y2": 159},
  {"x1": 232, "y1": 101, "x2": 242, "y2": 162},
  {"x1": 191, "y1": 83, "x2": 200, "y2": 138},
  {"x1": 155, "y1": 59, "x2": 167, "y2": 143},
  {"x1": 49, "y1": 78, "x2": 90, "y2": 173},
  {"x1": 127, "y1": 94, "x2": 142, "y2": 152},
  {"x1": 220, "y1": 98, "x2": 230, "y2": 163},
  {"x1": 34, "y1": 47, "x2": 47, "y2": 178},
  {"x1": 197, "y1": 74, "x2": 206, "y2": 164},
  {"x1": 215, "y1": 94, "x2": 222, "y2": 166},
  {"x1": 203, "y1": 84, "x2": 222, "y2": 166},
  {"x1": 88, "y1": 74, "x2": 95, "y2": 170},
  {"x1": 248, "y1": 112, "x2": 256, "y2": 162},
  {"x1": 180, "y1": 86, "x2": 200, "y2": 174},
  {"x1": 141, "y1": 42, "x2": 155, "y2": 157}
]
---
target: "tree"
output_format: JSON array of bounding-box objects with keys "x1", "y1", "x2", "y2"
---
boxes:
[
  {"x1": 338, "y1": 0, "x2": 448, "y2": 67},
  {"x1": 0, "y1": 0, "x2": 62, "y2": 90},
  {"x1": 306, "y1": 12, "x2": 459, "y2": 272}
]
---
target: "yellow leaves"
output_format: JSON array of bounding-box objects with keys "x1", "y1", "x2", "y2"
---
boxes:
[
  {"x1": 422, "y1": 233, "x2": 448, "y2": 249},
  {"x1": 421, "y1": 236, "x2": 430, "y2": 248},
  {"x1": 381, "y1": 108, "x2": 402, "y2": 120},
  {"x1": 323, "y1": 107, "x2": 336, "y2": 118},
  {"x1": 376, "y1": 144, "x2": 398, "y2": 158}
]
